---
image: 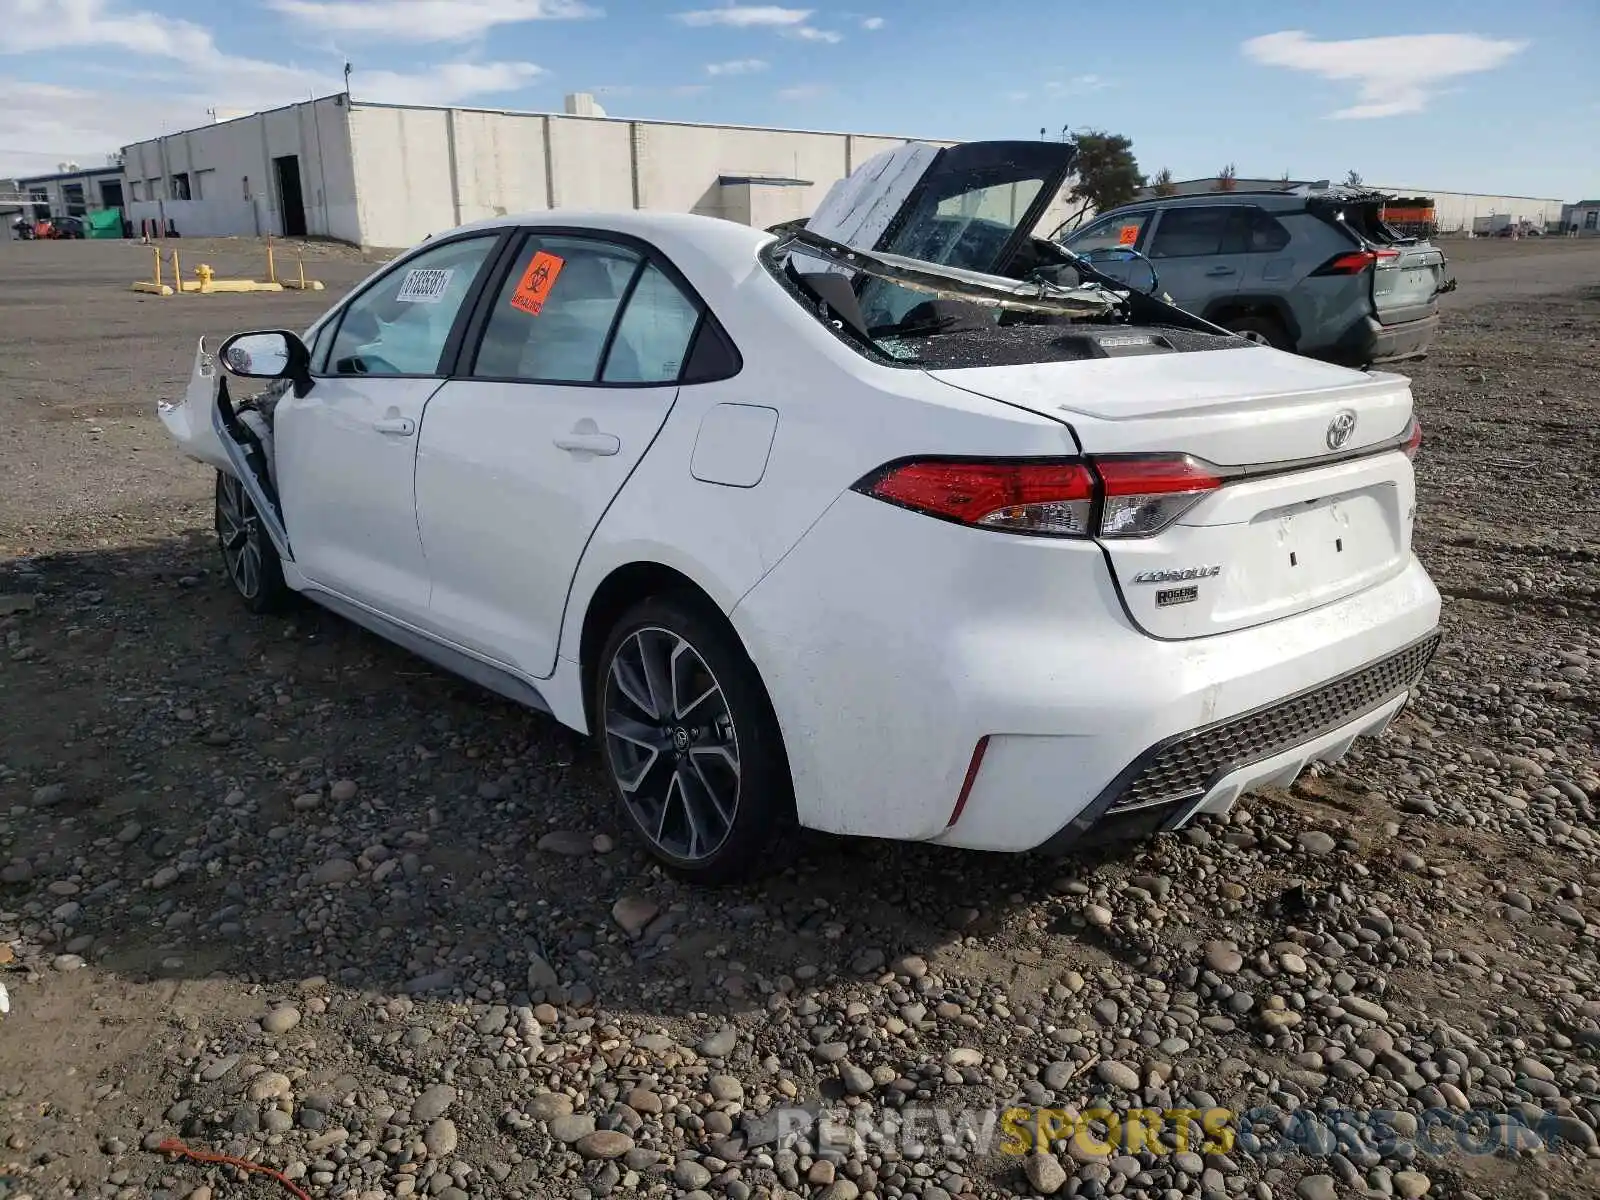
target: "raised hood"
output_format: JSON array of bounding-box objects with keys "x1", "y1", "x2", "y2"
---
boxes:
[{"x1": 805, "y1": 140, "x2": 1076, "y2": 279}]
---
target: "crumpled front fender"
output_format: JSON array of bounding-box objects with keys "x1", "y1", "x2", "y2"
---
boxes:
[{"x1": 157, "y1": 337, "x2": 234, "y2": 475}]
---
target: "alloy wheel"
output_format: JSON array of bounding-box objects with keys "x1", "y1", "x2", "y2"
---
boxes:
[
  {"x1": 603, "y1": 626, "x2": 741, "y2": 862},
  {"x1": 215, "y1": 473, "x2": 264, "y2": 600}
]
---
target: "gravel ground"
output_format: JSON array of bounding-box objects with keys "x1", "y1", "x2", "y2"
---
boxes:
[{"x1": 1, "y1": 237, "x2": 1598, "y2": 1200}]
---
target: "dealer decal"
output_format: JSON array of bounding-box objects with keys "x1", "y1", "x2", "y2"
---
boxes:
[
  {"x1": 395, "y1": 267, "x2": 453, "y2": 303},
  {"x1": 1117, "y1": 224, "x2": 1140, "y2": 246},
  {"x1": 510, "y1": 251, "x2": 565, "y2": 315}
]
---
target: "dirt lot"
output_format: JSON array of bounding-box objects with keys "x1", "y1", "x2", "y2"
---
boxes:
[{"x1": 1, "y1": 234, "x2": 1598, "y2": 1200}]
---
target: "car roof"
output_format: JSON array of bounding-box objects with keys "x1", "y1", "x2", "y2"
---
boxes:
[
  {"x1": 428, "y1": 209, "x2": 773, "y2": 274},
  {"x1": 1100, "y1": 192, "x2": 1308, "y2": 216}
]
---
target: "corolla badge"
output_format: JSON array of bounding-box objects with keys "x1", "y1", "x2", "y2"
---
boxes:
[
  {"x1": 1132, "y1": 565, "x2": 1221, "y2": 585},
  {"x1": 1326, "y1": 409, "x2": 1358, "y2": 451}
]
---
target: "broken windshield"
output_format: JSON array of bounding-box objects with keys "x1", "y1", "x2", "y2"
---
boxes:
[
  {"x1": 768, "y1": 227, "x2": 1238, "y2": 365},
  {"x1": 776, "y1": 226, "x2": 1125, "y2": 335}
]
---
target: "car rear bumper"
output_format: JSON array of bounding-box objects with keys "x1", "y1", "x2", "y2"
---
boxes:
[
  {"x1": 1325, "y1": 312, "x2": 1440, "y2": 367},
  {"x1": 731, "y1": 491, "x2": 1442, "y2": 852},
  {"x1": 1031, "y1": 630, "x2": 1438, "y2": 852}
]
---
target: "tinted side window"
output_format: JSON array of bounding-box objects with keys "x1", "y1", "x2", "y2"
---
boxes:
[
  {"x1": 1066, "y1": 212, "x2": 1151, "y2": 253},
  {"x1": 1147, "y1": 207, "x2": 1237, "y2": 258},
  {"x1": 473, "y1": 236, "x2": 641, "y2": 383},
  {"x1": 325, "y1": 236, "x2": 497, "y2": 376},
  {"x1": 603, "y1": 263, "x2": 702, "y2": 383},
  {"x1": 1221, "y1": 208, "x2": 1292, "y2": 254}
]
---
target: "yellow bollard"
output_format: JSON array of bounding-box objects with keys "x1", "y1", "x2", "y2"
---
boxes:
[
  {"x1": 265, "y1": 236, "x2": 276, "y2": 285},
  {"x1": 130, "y1": 245, "x2": 173, "y2": 294},
  {"x1": 297, "y1": 252, "x2": 306, "y2": 290},
  {"x1": 170, "y1": 248, "x2": 182, "y2": 293}
]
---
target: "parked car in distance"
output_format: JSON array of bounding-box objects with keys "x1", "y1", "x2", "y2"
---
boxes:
[
  {"x1": 158, "y1": 141, "x2": 1440, "y2": 881},
  {"x1": 1059, "y1": 188, "x2": 1452, "y2": 367}
]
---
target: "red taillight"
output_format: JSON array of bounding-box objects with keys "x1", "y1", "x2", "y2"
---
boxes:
[
  {"x1": 947, "y1": 735, "x2": 990, "y2": 828},
  {"x1": 1095, "y1": 456, "x2": 1223, "y2": 538},
  {"x1": 855, "y1": 455, "x2": 1226, "y2": 539},
  {"x1": 1315, "y1": 248, "x2": 1401, "y2": 275},
  {"x1": 1403, "y1": 418, "x2": 1422, "y2": 460},
  {"x1": 857, "y1": 459, "x2": 1095, "y2": 537}
]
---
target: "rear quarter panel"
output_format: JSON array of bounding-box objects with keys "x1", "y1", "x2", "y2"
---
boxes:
[{"x1": 559, "y1": 260, "x2": 1076, "y2": 722}]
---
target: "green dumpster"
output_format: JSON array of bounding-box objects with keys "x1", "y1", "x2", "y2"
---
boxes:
[{"x1": 86, "y1": 209, "x2": 123, "y2": 238}]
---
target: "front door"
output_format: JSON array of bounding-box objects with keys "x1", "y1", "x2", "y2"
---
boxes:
[
  {"x1": 416, "y1": 232, "x2": 705, "y2": 677},
  {"x1": 274, "y1": 232, "x2": 503, "y2": 626}
]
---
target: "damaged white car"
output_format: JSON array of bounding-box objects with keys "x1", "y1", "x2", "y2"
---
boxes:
[{"x1": 159, "y1": 140, "x2": 1441, "y2": 881}]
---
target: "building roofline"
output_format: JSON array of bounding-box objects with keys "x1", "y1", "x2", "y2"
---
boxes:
[
  {"x1": 122, "y1": 90, "x2": 958, "y2": 151},
  {"x1": 122, "y1": 94, "x2": 349, "y2": 151},
  {"x1": 1370, "y1": 184, "x2": 1565, "y2": 203},
  {"x1": 15, "y1": 165, "x2": 125, "y2": 185},
  {"x1": 349, "y1": 97, "x2": 958, "y2": 144}
]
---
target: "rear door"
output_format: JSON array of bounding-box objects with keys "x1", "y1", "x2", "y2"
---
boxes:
[
  {"x1": 414, "y1": 231, "x2": 712, "y2": 678},
  {"x1": 1143, "y1": 204, "x2": 1246, "y2": 314}
]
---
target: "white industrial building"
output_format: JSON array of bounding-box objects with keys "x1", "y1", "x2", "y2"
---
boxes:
[
  {"x1": 12, "y1": 162, "x2": 127, "y2": 219},
  {"x1": 120, "y1": 92, "x2": 1080, "y2": 250}
]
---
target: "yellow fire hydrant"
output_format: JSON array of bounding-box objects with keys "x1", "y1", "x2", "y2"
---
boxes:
[{"x1": 196, "y1": 263, "x2": 214, "y2": 290}]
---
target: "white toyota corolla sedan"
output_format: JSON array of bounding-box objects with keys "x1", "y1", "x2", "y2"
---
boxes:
[{"x1": 160, "y1": 140, "x2": 1441, "y2": 881}]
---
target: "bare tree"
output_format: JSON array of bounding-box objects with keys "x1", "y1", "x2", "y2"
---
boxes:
[
  {"x1": 1216, "y1": 163, "x2": 1237, "y2": 192},
  {"x1": 1152, "y1": 166, "x2": 1177, "y2": 196},
  {"x1": 1344, "y1": 169, "x2": 1365, "y2": 188},
  {"x1": 1053, "y1": 130, "x2": 1143, "y2": 232}
]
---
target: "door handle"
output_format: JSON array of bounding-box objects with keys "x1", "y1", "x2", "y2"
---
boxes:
[
  {"x1": 1205, "y1": 265, "x2": 1236, "y2": 276},
  {"x1": 555, "y1": 432, "x2": 621, "y2": 456},
  {"x1": 373, "y1": 416, "x2": 416, "y2": 436}
]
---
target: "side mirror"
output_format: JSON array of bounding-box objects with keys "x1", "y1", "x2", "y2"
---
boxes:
[{"x1": 217, "y1": 330, "x2": 310, "y2": 381}]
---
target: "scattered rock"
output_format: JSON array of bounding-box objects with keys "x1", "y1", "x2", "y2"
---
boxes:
[{"x1": 611, "y1": 895, "x2": 659, "y2": 937}]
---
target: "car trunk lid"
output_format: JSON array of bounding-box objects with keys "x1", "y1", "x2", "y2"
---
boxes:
[
  {"x1": 928, "y1": 348, "x2": 1418, "y2": 639},
  {"x1": 803, "y1": 140, "x2": 1076, "y2": 289}
]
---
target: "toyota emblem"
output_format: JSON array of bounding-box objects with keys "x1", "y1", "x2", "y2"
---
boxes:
[{"x1": 1326, "y1": 410, "x2": 1358, "y2": 451}]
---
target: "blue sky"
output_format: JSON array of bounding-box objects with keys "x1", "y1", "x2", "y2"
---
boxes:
[{"x1": 2, "y1": 0, "x2": 1596, "y2": 199}]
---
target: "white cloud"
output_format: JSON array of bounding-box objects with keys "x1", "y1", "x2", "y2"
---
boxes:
[
  {"x1": 0, "y1": 0, "x2": 215, "y2": 57},
  {"x1": 0, "y1": 0, "x2": 549, "y2": 173},
  {"x1": 1242, "y1": 29, "x2": 1527, "y2": 119},
  {"x1": 1044, "y1": 74, "x2": 1108, "y2": 94},
  {"x1": 776, "y1": 82, "x2": 827, "y2": 100},
  {"x1": 705, "y1": 58, "x2": 769, "y2": 75},
  {"x1": 860, "y1": 15, "x2": 883, "y2": 29},
  {"x1": 263, "y1": 0, "x2": 598, "y2": 43},
  {"x1": 783, "y1": 24, "x2": 840, "y2": 42},
  {"x1": 675, "y1": 5, "x2": 810, "y2": 27},
  {"x1": 356, "y1": 60, "x2": 544, "y2": 104},
  {"x1": 675, "y1": 6, "x2": 838, "y2": 42}
]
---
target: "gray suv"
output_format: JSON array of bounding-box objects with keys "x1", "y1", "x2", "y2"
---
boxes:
[{"x1": 1059, "y1": 188, "x2": 1452, "y2": 367}]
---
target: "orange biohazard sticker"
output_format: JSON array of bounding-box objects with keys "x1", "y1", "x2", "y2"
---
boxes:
[
  {"x1": 1117, "y1": 224, "x2": 1139, "y2": 246},
  {"x1": 510, "y1": 251, "x2": 565, "y2": 315}
]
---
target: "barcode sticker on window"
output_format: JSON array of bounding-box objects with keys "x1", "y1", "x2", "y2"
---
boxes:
[{"x1": 396, "y1": 267, "x2": 453, "y2": 303}]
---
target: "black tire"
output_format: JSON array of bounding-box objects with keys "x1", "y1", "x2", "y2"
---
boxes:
[
  {"x1": 213, "y1": 470, "x2": 289, "y2": 614},
  {"x1": 594, "y1": 593, "x2": 792, "y2": 883},
  {"x1": 1220, "y1": 313, "x2": 1292, "y2": 351}
]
